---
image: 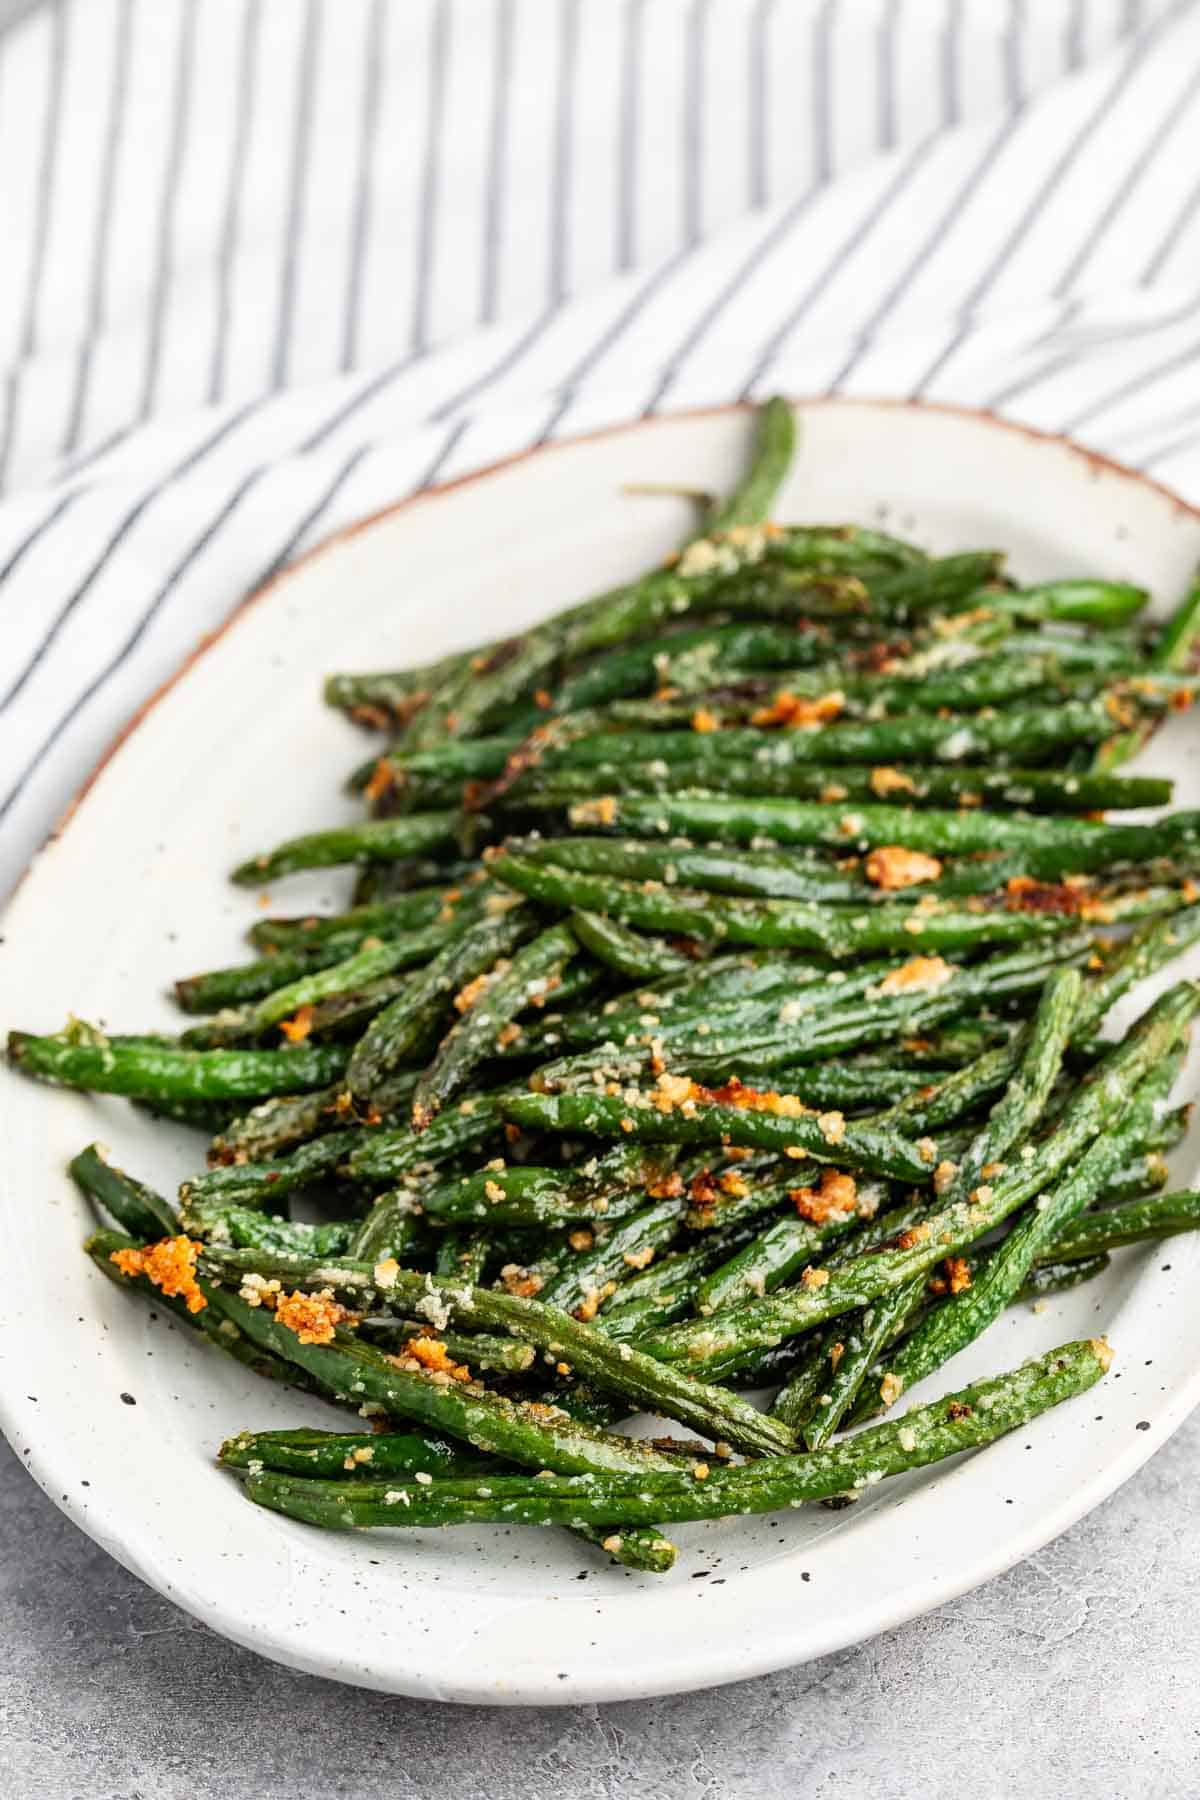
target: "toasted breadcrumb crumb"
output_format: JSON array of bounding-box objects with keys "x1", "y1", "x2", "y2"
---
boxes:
[
  {"x1": 575, "y1": 1288, "x2": 604, "y2": 1322},
  {"x1": 111, "y1": 1236, "x2": 206, "y2": 1313},
  {"x1": 454, "y1": 971, "x2": 493, "y2": 1014},
  {"x1": 403, "y1": 1337, "x2": 471, "y2": 1382},
  {"x1": 791, "y1": 1168, "x2": 858, "y2": 1224},
  {"x1": 274, "y1": 1288, "x2": 350, "y2": 1345},
  {"x1": 800, "y1": 1266, "x2": 830, "y2": 1289},
  {"x1": 945, "y1": 1256, "x2": 972, "y2": 1295},
  {"x1": 498, "y1": 1263, "x2": 544, "y2": 1299},
  {"x1": 876, "y1": 954, "x2": 954, "y2": 997},
  {"x1": 623, "y1": 1245, "x2": 656, "y2": 1270},
  {"x1": 864, "y1": 846, "x2": 943, "y2": 890},
  {"x1": 751, "y1": 690, "x2": 844, "y2": 729},
  {"x1": 870, "y1": 766, "x2": 916, "y2": 798},
  {"x1": 363, "y1": 759, "x2": 396, "y2": 804},
  {"x1": 896, "y1": 1224, "x2": 930, "y2": 1251},
  {"x1": 278, "y1": 1005, "x2": 315, "y2": 1043},
  {"x1": 817, "y1": 1110, "x2": 846, "y2": 1146}
]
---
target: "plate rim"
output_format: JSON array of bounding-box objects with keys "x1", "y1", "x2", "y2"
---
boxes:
[{"x1": 4, "y1": 394, "x2": 1200, "y2": 1704}]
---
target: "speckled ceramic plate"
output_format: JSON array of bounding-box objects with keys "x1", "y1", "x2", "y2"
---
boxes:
[{"x1": 3, "y1": 399, "x2": 1200, "y2": 1705}]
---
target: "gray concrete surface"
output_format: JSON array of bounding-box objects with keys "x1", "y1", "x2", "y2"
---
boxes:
[{"x1": 3, "y1": 1416, "x2": 1198, "y2": 1799}]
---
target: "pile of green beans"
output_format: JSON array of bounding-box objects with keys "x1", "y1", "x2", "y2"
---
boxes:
[{"x1": 13, "y1": 397, "x2": 1200, "y2": 1576}]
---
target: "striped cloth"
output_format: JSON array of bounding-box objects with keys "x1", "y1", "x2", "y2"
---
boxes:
[{"x1": 3, "y1": 0, "x2": 1200, "y2": 897}]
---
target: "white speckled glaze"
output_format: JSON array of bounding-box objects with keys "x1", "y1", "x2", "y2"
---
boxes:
[{"x1": 2, "y1": 399, "x2": 1200, "y2": 1705}]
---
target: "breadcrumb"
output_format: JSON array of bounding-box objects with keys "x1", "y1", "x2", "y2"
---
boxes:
[
  {"x1": 110, "y1": 1236, "x2": 206, "y2": 1314},
  {"x1": 454, "y1": 970, "x2": 493, "y2": 1014},
  {"x1": 498, "y1": 1263, "x2": 544, "y2": 1299},
  {"x1": 751, "y1": 690, "x2": 845, "y2": 729},
  {"x1": 363, "y1": 759, "x2": 396, "y2": 804},
  {"x1": 876, "y1": 954, "x2": 954, "y2": 997},
  {"x1": 278, "y1": 1005, "x2": 315, "y2": 1044},
  {"x1": 864, "y1": 846, "x2": 943, "y2": 890},
  {"x1": 791, "y1": 1168, "x2": 858, "y2": 1224},
  {"x1": 869, "y1": 766, "x2": 916, "y2": 798},
  {"x1": 404, "y1": 1337, "x2": 471, "y2": 1382},
  {"x1": 944, "y1": 1257, "x2": 972, "y2": 1294},
  {"x1": 274, "y1": 1288, "x2": 350, "y2": 1345}
]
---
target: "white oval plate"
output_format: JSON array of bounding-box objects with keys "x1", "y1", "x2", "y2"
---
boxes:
[{"x1": 3, "y1": 400, "x2": 1200, "y2": 1705}]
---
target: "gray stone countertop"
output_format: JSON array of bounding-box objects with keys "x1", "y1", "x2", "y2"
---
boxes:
[{"x1": 3, "y1": 1413, "x2": 1198, "y2": 1799}]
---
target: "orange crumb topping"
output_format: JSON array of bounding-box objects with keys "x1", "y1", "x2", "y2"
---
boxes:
[
  {"x1": 696, "y1": 1075, "x2": 808, "y2": 1119},
  {"x1": 751, "y1": 690, "x2": 845, "y2": 729},
  {"x1": 791, "y1": 1168, "x2": 858, "y2": 1224},
  {"x1": 110, "y1": 1237, "x2": 206, "y2": 1313},
  {"x1": 1005, "y1": 875, "x2": 1087, "y2": 916},
  {"x1": 1103, "y1": 691, "x2": 1138, "y2": 729},
  {"x1": 688, "y1": 1168, "x2": 722, "y2": 1209},
  {"x1": 870, "y1": 766, "x2": 916, "y2": 798},
  {"x1": 363, "y1": 758, "x2": 397, "y2": 805},
  {"x1": 273, "y1": 1288, "x2": 350, "y2": 1345},
  {"x1": 454, "y1": 970, "x2": 492, "y2": 1014},
  {"x1": 864, "y1": 846, "x2": 943, "y2": 890},
  {"x1": 945, "y1": 1256, "x2": 972, "y2": 1295},
  {"x1": 876, "y1": 954, "x2": 953, "y2": 996},
  {"x1": 498, "y1": 1263, "x2": 544, "y2": 1299},
  {"x1": 575, "y1": 1284, "x2": 619, "y2": 1322},
  {"x1": 896, "y1": 1224, "x2": 931, "y2": 1251},
  {"x1": 278, "y1": 1005, "x2": 315, "y2": 1043},
  {"x1": 405, "y1": 1336, "x2": 471, "y2": 1382}
]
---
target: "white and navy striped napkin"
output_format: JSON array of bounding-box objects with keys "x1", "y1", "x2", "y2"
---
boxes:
[{"x1": 2, "y1": 0, "x2": 1199, "y2": 895}]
